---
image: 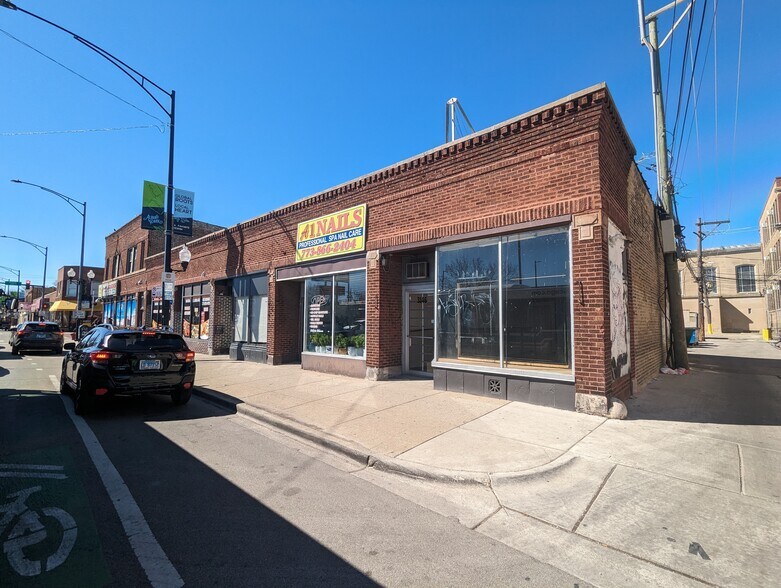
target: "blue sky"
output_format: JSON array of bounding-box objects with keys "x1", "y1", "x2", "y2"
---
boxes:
[{"x1": 1, "y1": 0, "x2": 779, "y2": 288}]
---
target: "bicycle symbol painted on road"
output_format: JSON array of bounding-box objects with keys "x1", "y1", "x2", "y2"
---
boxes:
[{"x1": 0, "y1": 465, "x2": 78, "y2": 578}]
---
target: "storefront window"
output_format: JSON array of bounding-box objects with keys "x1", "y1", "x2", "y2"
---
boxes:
[
  {"x1": 233, "y1": 274, "x2": 268, "y2": 344},
  {"x1": 435, "y1": 226, "x2": 571, "y2": 373},
  {"x1": 304, "y1": 270, "x2": 366, "y2": 355},
  {"x1": 502, "y1": 228, "x2": 570, "y2": 369},
  {"x1": 305, "y1": 276, "x2": 333, "y2": 353},
  {"x1": 150, "y1": 298, "x2": 163, "y2": 329},
  {"x1": 437, "y1": 239, "x2": 500, "y2": 366},
  {"x1": 181, "y1": 282, "x2": 211, "y2": 340}
]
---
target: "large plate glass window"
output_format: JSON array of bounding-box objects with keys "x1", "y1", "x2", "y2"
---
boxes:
[
  {"x1": 435, "y1": 226, "x2": 572, "y2": 374},
  {"x1": 437, "y1": 238, "x2": 500, "y2": 366},
  {"x1": 502, "y1": 228, "x2": 570, "y2": 369},
  {"x1": 304, "y1": 270, "x2": 365, "y2": 356},
  {"x1": 233, "y1": 274, "x2": 268, "y2": 344}
]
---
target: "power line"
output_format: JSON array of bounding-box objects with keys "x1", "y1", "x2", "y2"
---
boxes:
[
  {"x1": 0, "y1": 124, "x2": 167, "y2": 136},
  {"x1": 728, "y1": 0, "x2": 745, "y2": 221},
  {"x1": 0, "y1": 27, "x2": 166, "y2": 125}
]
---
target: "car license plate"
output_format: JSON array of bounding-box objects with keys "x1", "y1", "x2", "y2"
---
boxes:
[
  {"x1": 35, "y1": 333, "x2": 46, "y2": 339},
  {"x1": 139, "y1": 360, "x2": 162, "y2": 371}
]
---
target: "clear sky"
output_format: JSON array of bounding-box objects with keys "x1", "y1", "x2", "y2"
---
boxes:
[{"x1": 1, "y1": 0, "x2": 779, "y2": 288}]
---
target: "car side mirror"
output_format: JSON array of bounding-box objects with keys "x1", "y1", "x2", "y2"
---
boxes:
[{"x1": 64, "y1": 342, "x2": 76, "y2": 350}]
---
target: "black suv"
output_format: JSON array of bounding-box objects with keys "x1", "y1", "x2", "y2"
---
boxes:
[
  {"x1": 60, "y1": 327, "x2": 196, "y2": 414},
  {"x1": 10, "y1": 321, "x2": 64, "y2": 355}
]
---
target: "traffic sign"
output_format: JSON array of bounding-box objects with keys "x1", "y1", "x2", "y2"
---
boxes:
[
  {"x1": 162, "y1": 271, "x2": 175, "y2": 283},
  {"x1": 4, "y1": 280, "x2": 22, "y2": 286},
  {"x1": 73, "y1": 310, "x2": 86, "y2": 318}
]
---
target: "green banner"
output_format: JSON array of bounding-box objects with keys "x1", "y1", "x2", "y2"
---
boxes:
[{"x1": 141, "y1": 181, "x2": 165, "y2": 231}]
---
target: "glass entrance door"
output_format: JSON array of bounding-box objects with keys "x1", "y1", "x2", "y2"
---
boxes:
[{"x1": 405, "y1": 290, "x2": 434, "y2": 375}]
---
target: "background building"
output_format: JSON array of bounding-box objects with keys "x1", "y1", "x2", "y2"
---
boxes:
[
  {"x1": 760, "y1": 177, "x2": 781, "y2": 337},
  {"x1": 679, "y1": 245, "x2": 767, "y2": 334},
  {"x1": 50, "y1": 265, "x2": 105, "y2": 328}
]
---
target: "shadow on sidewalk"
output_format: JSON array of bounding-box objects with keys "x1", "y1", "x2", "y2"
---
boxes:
[{"x1": 629, "y1": 353, "x2": 781, "y2": 426}]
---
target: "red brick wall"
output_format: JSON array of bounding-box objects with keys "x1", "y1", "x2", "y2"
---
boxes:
[
  {"x1": 627, "y1": 165, "x2": 666, "y2": 392},
  {"x1": 102, "y1": 85, "x2": 661, "y2": 398},
  {"x1": 367, "y1": 255, "x2": 403, "y2": 370}
]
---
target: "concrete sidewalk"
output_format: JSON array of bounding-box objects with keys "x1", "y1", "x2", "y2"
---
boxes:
[{"x1": 193, "y1": 335, "x2": 781, "y2": 587}]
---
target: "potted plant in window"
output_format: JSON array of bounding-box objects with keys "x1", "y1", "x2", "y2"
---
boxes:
[
  {"x1": 349, "y1": 334, "x2": 365, "y2": 357},
  {"x1": 334, "y1": 333, "x2": 350, "y2": 355},
  {"x1": 311, "y1": 333, "x2": 329, "y2": 353}
]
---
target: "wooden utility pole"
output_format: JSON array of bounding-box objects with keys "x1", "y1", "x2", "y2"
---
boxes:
[
  {"x1": 637, "y1": 0, "x2": 695, "y2": 368},
  {"x1": 695, "y1": 218, "x2": 729, "y2": 341}
]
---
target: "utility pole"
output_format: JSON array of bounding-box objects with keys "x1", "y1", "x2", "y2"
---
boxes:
[
  {"x1": 695, "y1": 218, "x2": 729, "y2": 341},
  {"x1": 637, "y1": 0, "x2": 694, "y2": 368}
]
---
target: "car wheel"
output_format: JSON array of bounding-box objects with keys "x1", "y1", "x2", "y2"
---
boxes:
[
  {"x1": 11, "y1": 345, "x2": 19, "y2": 356},
  {"x1": 59, "y1": 370, "x2": 70, "y2": 395},
  {"x1": 172, "y1": 386, "x2": 192, "y2": 406},
  {"x1": 73, "y1": 376, "x2": 93, "y2": 416}
]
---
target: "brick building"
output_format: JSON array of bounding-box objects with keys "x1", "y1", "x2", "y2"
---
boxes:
[
  {"x1": 102, "y1": 83, "x2": 668, "y2": 415},
  {"x1": 50, "y1": 265, "x2": 105, "y2": 327},
  {"x1": 760, "y1": 178, "x2": 781, "y2": 336},
  {"x1": 98, "y1": 215, "x2": 223, "y2": 331},
  {"x1": 679, "y1": 245, "x2": 766, "y2": 334}
]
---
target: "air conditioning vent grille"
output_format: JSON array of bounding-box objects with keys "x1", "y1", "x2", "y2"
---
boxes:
[{"x1": 406, "y1": 261, "x2": 429, "y2": 280}]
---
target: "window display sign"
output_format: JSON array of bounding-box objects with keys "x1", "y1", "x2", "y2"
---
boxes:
[{"x1": 296, "y1": 204, "x2": 366, "y2": 263}]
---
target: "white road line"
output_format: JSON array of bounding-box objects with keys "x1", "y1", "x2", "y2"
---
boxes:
[
  {"x1": 60, "y1": 396, "x2": 184, "y2": 587},
  {"x1": 0, "y1": 464, "x2": 64, "y2": 470},
  {"x1": 36, "y1": 368, "x2": 43, "y2": 371},
  {"x1": 0, "y1": 472, "x2": 68, "y2": 479},
  {"x1": 49, "y1": 375, "x2": 59, "y2": 390}
]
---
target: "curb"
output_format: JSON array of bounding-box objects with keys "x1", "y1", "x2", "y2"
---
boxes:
[{"x1": 193, "y1": 386, "x2": 572, "y2": 487}]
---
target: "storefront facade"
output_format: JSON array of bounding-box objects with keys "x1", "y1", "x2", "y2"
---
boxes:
[{"x1": 104, "y1": 84, "x2": 667, "y2": 414}]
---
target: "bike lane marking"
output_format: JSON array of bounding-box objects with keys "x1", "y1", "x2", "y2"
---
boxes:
[
  {"x1": 59, "y1": 396, "x2": 184, "y2": 588},
  {"x1": 0, "y1": 449, "x2": 110, "y2": 586}
]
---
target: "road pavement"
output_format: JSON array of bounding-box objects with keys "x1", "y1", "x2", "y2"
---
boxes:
[{"x1": 0, "y1": 342, "x2": 588, "y2": 587}]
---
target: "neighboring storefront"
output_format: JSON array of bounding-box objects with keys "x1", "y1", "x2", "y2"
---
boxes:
[
  {"x1": 103, "y1": 84, "x2": 669, "y2": 415},
  {"x1": 98, "y1": 279, "x2": 119, "y2": 324}
]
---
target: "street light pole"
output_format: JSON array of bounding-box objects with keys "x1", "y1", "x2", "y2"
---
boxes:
[
  {"x1": 2, "y1": 1, "x2": 177, "y2": 328},
  {"x1": 0, "y1": 235, "x2": 48, "y2": 320},
  {"x1": 11, "y1": 180, "x2": 86, "y2": 324}
]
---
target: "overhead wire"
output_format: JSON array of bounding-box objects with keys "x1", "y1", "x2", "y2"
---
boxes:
[
  {"x1": 1, "y1": 124, "x2": 167, "y2": 136},
  {"x1": 0, "y1": 27, "x2": 166, "y2": 126},
  {"x1": 728, "y1": 0, "x2": 745, "y2": 221}
]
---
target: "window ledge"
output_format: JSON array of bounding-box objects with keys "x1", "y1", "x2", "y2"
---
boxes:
[
  {"x1": 431, "y1": 360, "x2": 574, "y2": 382},
  {"x1": 302, "y1": 351, "x2": 366, "y2": 361}
]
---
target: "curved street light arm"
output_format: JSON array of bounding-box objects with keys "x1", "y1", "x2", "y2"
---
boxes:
[
  {"x1": 0, "y1": 1, "x2": 172, "y2": 117},
  {"x1": 0, "y1": 235, "x2": 47, "y2": 256},
  {"x1": 11, "y1": 179, "x2": 85, "y2": 215}
]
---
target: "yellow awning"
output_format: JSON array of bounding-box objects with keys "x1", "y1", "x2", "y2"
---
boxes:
[{"x1": 50, "y1": 300, "x2": 77, "y2": 311}]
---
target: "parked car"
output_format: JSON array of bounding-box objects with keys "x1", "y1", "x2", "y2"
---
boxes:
[
  {"x1": 60, "y1": 327, "x2": 195, "y2": 414},
  {"x1": 10, "y1": 321, "x2": 64, "y2": 355}
]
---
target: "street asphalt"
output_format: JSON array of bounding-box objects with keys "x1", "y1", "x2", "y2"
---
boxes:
[{"x1": 0, "y1": 339, "x2": 589, "y2": 587}]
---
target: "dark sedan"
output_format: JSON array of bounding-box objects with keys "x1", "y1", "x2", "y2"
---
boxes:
[
  {"x1": 10, "y1": 321, "x2": 64, "y2": 355},
  {"x1": 60, "y1": 326, "x2": 196, "y2": 414}
]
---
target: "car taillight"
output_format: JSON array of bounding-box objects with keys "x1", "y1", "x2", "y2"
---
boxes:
[
  {"x1": 17, "y1": 328, "x2": 28, "y2": 337},
  {"x1": 175, "y1": 351, "x2": 195, "y2": 362},
  {"x1": 90, "y1": 351, "x2": 122, "y2": 365}
]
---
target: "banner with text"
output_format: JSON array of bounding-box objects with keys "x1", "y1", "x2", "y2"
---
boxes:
[
  {"x1": 295, "y1": 204, "x2": 366, "y2": 263},
  {"x1": 173, "y1": 188, "x2": 195, "y2": 236},
  {"x1": 141, "y1": 181, "x2": 165, "y2": 230}
]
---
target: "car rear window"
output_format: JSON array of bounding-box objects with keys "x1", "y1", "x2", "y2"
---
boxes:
[
  {"x1": 27, "y1": 323, "x2": 60, "y2": 332},
  {"x1": 106, "y1": 333, "x2": 187, "y2": 352}
]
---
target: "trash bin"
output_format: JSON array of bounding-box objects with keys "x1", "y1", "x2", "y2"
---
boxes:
[{"x1": 685, "y1": 327, "x2": 697, "y2": 346}]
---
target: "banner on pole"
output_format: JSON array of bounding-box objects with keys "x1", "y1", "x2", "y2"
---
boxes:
[
  {"x1": 173, "y1": 188, "x2": 194, "y2": 236},
  {"x1": 142, "y1": 181, "x2": 165, "y2": 230}
]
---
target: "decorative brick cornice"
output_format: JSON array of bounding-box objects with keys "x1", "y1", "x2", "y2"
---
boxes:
[{"x1": 201, "y1": 83, "x2": 620, "y2": 240}]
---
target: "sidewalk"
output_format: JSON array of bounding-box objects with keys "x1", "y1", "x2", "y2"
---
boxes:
[{"x1": 193, "y1": 335, "x2": 781, "y2": 587}]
